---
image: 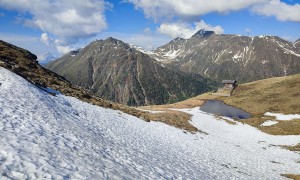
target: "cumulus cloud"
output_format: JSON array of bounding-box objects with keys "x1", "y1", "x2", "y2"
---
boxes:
[
  {"x1": 126, "y1": 0, "x2": 300, "y2": 40},
  {"x1": 0, "y1": 0, "x2": 109, "y2": 53},
  {"x1": 40, "y1": 33, "x2": 50, "y2": 46},
  {"x1": 157, "y1": 21, "x2": 224, "y2": 39},
  {"x1": 56, "y1": 45, "x2": 73, "y2": 55},
  {"x1": 0, "y1": 32, "x2": 58, "y2": 60},
  {"x1": 252, "y1": 0, "x2": 300, "y2": 22},
  {"x1": 129, "y1": 0, "x2": 300, "y2": 23},
  {"x1": 39, "y1": 33, "x2": 75, "y2": 54},
  {"x1": 127, "y1": 0, "x2": 268, "y2": 20},
  {"x1": 94, "y1": 31, "x2": 172, "y2": 50}
]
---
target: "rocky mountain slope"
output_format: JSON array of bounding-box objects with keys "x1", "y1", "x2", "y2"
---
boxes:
[
  {"x1": 154, "y1": 30, "x2": 300, "y2": 83},
  {"x1": 295, "y1": 39, "x2": 300, "y2": 50},
  {"x1": 46, "y1": 38, "x2": 216, "y2": 106}
]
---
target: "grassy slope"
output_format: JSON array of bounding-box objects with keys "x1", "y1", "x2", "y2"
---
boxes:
[
  {"x1": 220, "y1": 74, "x2": 300, "y2": 135},
  {"x1": 142, "y1": 73, "x2": 300, "y2": 135}
]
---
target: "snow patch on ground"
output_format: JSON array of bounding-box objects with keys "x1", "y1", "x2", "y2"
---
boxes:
[
  {"x1": 135, "y1": 108, "x2": 164, "y2": 114},
  {"x1": 219, "y1": 116, "x2": 236, "y2": 123},
  {"x1": 163, "y1": 49, "x2": 181, "y2": 59},
  {"x1": 1, "y1": 67, "x2": 300, "y2": 179},
  {"x1": 261, "y1": 60, "x2": 269, "y2": 65},
  {"x1": 276, "y1": 41, "x2": 300, "y2": 57},
  {"x1": 129, "y1": 44, "x2": 165, "y2": 62},
  {"x1": 260, "y1": 120, "x2": 279, "y2": 126},
  {"x1": 204, "y1": 68, "x2": 209, "y2": 75},
  {"x1": 265, "y1": 112, "x2": 300, "y2": 121}
]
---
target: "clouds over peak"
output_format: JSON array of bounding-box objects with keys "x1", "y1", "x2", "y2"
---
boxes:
[
  {"x1": 39, "y1": 33, "x2": 73, "y2": 54},
  {"x1": 0, "y1": 0, "x2": 109, "y2": 54},
  {"x1": 127, "y1": 0, "x2": 300, "y2": 39},
  {"x1": 158, "y1": 21, "x2": 224, "y2": 39}
]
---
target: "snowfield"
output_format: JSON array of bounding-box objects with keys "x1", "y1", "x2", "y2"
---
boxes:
[
  {"x1": 0, "y1": 67, "x2": 299, "y2": 179},
  {"x1": 265, "y1": 112, "x2": 300, "y2": 121}
]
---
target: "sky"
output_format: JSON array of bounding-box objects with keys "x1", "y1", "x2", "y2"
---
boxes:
[{"x1": 0, "y1": 0, "x2": 300, "y2": 62}]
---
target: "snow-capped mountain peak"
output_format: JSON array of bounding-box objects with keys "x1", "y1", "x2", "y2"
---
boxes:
[{"x1": 191, "y1": 29, "x2": 215, "y2": 38}]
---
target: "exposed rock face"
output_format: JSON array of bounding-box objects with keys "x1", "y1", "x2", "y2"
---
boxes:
[
  {"x1": 154, "y1": 30, "x2": 300, "y2": 83},
  {"x1": 46, "y1": 38, "x2": 216, "y2": 106},
  {"x1": 295, "y1": 39, "x2": 300, "y2": 51}
]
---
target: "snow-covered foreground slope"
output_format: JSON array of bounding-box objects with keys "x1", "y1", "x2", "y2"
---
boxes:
[{"x1": 0, "y1": 67, "x2": 299, "y2": 179}]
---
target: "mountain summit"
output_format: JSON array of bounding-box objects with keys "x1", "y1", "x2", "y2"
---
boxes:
[
  {"x1": 191, "y1": 29, "x2": 215, "y2": 38},
  {"x1": 46, "y1": 38, "x2": 216, "y2": 106}
]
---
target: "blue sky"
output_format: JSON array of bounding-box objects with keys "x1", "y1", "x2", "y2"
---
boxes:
[{"x1": 0, "y1": 0, "x2": 300, "y2": 62}]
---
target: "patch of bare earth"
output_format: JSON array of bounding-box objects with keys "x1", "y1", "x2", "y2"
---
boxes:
[
  {"x1": 282, "y1": 144, "x2": 300, "y2": 152},
  {"x1": 281, "y1": 174, "x2": 300, "y2": 180}
]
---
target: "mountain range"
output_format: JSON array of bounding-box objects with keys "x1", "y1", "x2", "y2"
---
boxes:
[
  {"x1": 45, "y1": 30, "x2": 300, "y2": 105},
  {"x1": 153, "y1": 30, "x2": 300, "y2": 83},
  {"x1": 0, "y1": 35, "x2": 300, "y2": 180},
  {"x1": 45, "y1": 37, "x2": 216, "y2": 106}
]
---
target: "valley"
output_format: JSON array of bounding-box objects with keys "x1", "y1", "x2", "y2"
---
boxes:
[
  {"x1": 1, "y1": 1, "x2": 300, "y2": 179},
  {"x1": 1, "y1": 26, "x2": 300, "y2": 180}
]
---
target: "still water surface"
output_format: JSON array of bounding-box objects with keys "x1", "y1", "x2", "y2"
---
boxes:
[{"x1": 200, "y1": 100, "x2": 252, "y2": 119}]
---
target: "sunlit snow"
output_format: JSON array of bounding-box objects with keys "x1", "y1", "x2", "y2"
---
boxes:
[
  {"x1": 260, "y1": 120, "x2": 279, "y2": 126},
  {"x1": 0, "y1": 67, "x2": 299, "y2": 179},
  {"x1": 265, "y1": 112, "x2": 300, "y2": 121}
]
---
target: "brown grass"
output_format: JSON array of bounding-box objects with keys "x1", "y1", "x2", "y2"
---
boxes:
[
  {"x1": 282, "y1": 144, "x2": 300, "y2": 151},
  {"x1": 145, "y1": 110, "x2": 199, "y2": 132},
  {"x1": 141, "y1": 74, "x2": 300, "y2": 135},
  {"x1": 141, "y1": 92, "x2": 217, "y2": 111},
  {"x1": 243, "y1": 117, "x2": 300, "y2": 135},
  {"x1": 218, "y1": 75, "x2": 300, "y2": 135},
  {"x1": 282, "y1": 174, "x2": 300, "y2": 180},
  {"x1": 220, "y1": 75, "x2": 300, "y2": 115},
  {"x1": 216, "y1": 116, "x2": 237, "y2": 125}
]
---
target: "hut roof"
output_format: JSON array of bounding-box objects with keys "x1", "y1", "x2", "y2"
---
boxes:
[{"x1": 221, "y1": 80, "x2": 237, "y2": 84}]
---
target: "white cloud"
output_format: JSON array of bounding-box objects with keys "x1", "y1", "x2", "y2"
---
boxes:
[
  {"x1": 252, "y1": 0, "x2": 300, "y2": 22},
  {"x1": 157, "y1": 21, "x2": 224, "y2": 39},
  {"x1": 127, "y1": 0, "x2": 268, "y2": 20},
  {"x1": 40, "y1": 33, "x2": 50, "y2": 46},
  {"x1": 0, "y1": 33, "x2": 58, "y2": 59},
  {"x1": 39, "y1": 33, "x2": 74, "y2": 55},
  {"x1": 94, "y1": 31, "x2": 172, "y2": 50},
  {"x1": 194, "y1": 21, "x2": 224, "y2": 34},
  {"x1": 56, "y1": 45, "x2": 73, "y2": 55},
  {"x1": 0, "y1": 0, "x2": 109, "y2": 45},
  {"x1": 37, "y1": 52, "x2": 56, "y2": 64}
]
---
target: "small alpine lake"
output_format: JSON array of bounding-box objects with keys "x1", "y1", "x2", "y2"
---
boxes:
[{"x1": 200, "y1": 100, "x2": 252, "y2": 119}]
